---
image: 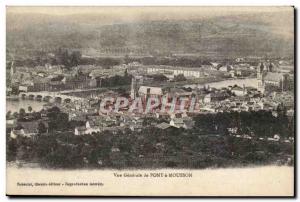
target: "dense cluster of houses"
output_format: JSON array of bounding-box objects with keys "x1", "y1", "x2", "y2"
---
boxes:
[
  {"x1": 8, "y1": 64, "x2": 127, "y2": 93},
  {"x1": 6, "y1": 58, "x2": 294, "y2": 140}
]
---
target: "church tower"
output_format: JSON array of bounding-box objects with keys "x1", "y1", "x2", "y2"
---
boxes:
[
  {"x1": 10, "y1": 61, "x2": 14, "y2": 78},
  {"x1": 130, "y1": 76, "x2": 136, "y2": 99},
  {"x1": 268, "y1": 62, "x2": 273, "y2": 72},
  {"x1": 130, "y1": 75, "x2": 143, "y2": 99},
  {"x1": 257, "y1": 63, "x2": 264, "y2": 91}
]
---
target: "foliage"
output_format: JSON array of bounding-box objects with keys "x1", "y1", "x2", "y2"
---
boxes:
[{"x1": 6, "y1": 107, "x2": 294, "y2": 169}]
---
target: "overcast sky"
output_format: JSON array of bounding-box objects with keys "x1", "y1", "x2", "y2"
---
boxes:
[{"x1": 7, "y1": 6, "x2": 292, "y2": 19}]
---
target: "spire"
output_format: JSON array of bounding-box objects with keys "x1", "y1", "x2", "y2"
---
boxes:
[
  {"x1": 130, "y1": 76, "x2": 136, "y2": 99},
  {"x1": 259, "y1": 63, "x2": 264, "y2": 73},
  {"x1": 269, "y1": 62, "x2": 273, "y2": 72},
  {"x1": 10, "y1": 61, "x2": 14, "y2": 82}
]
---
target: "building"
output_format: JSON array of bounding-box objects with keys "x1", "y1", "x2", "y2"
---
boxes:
[
  {"x1": 170, "y1": 118, "x2": 185, "y2": 128},
  {"x1": 130, "y1": 76, "x2": 144, "y2": 99},
  {"x1": 74, "y1": 126, "x2": 87, "y2": 136},
  {"x1": 156, "y1": 122, "x2": 172, "y2": 130},
  {"x1": 10, "y1": 122, "x2": 39, "y2": 139},
  {"x1": 138, "y1": 86, "x2": 163, "y2": 99},
  {"x1": 231, "y1": 85, "x2": 246, "y2": 96},
  {"x1": 257, "y1": 62, "x2": 290, "y2": 93},
  {"x1": 169, "y1": 117, "x2": 195, "y2": 129},
  {"x1": 147, "y1": 66, "x2": 204, "y2": 78}
]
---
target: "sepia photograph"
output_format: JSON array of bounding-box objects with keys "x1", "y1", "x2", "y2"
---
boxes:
[{"x1": 5, "y1": 6, "x2": 295, "y2": 196}]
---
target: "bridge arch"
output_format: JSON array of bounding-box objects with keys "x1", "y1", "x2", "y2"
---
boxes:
[
  {"x1": 21, "y1": 94, "x2": 27, "y2": 99},
  {"x1": 36, "y1": 95, "x2": 43, "y2": 101},
  {"x1": 43, "y1": 95, "x2": 52, "y2": 102},
  {"x1": 64, "y1": 98, "x2": 72, "y2": 103},
  {"x1": 28, "y1": 94, "x2": 35, "y2": 100},
  {"x1": 54, "y1": 97, "x2": 62, "y2": 103}
]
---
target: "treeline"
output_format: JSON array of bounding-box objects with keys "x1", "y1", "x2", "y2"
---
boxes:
[
  {"x1": 193, "y1": 109, "x2": 294, "y2": 138},
  {"x1": 100, "y1": 73, "x2": 132, "y2": 88},
  {"x1": 11, "y1": 48, "x2": 123, "y2": 69},
  {"x1": 7, "y1": 123, "x2": 293, "y2": 169},
  {"x1": 10, "y1": 48, "x2": 228, "y2": 69},
  {"x1": 7, "y1": 109, "x2": 294, "y2": 169}
]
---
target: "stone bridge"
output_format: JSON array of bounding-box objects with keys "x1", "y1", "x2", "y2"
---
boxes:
[{"x1": 19, "y1": 91, "x2": 84, "y2": 103}]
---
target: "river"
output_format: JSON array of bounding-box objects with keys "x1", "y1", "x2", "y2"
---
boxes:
[{"x1": 6, "y1": 78, "x2": 259, "y2": 113}]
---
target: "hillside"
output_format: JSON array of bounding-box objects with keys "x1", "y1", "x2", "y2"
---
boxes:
[{"x1": 6, "y1": 10, "x2": 294, "y2": 58}]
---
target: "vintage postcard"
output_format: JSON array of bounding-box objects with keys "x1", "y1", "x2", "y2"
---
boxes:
[{"x1": 6, "y1": 6, "x2": 295, "y2": 196}]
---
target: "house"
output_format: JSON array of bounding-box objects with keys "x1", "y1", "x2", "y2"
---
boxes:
[
  {"x1": 89, "y1": 78, "x2": 97, "y2": 88},
  {"x1": 236, "y1": 57, "x2": 245, "y2": 62},
  {"x1": 23, "y1": 128, "x2": 39, "y2": 138},
  {"x1": 6, "y1": 118, "x2": 16, "y2": 129},
  {"x1": 111, "y1": 147, "x2": 120, "y2": 153},
  {"x1": 182, "y1": 117, "x2": 195, "y2": 129},
  {"x1": 203, "y1": 94, "x2": 212, "y2": 103},
  {"x1": 240, "y1": 105, "x2": 249, "y2": 112},
  {"x1": 74, "y1": 126, "x2": 87, "y2": 136},
  {"x1": 19, "y1": 85, "x2": 33, "y2": 92},
  {"x1": 32, "y1": 77, "x2": 51, "y2": 91},
  {"x1": 49, "y1": 75, "x2": 66, "y2": 91},
  {"x1": 10, "y1": 124, "x2": 38, "y2": 139},
  {"x1": 85, "y1": 115, "x2": 119, "y2": 134},
  {"x1": 229, "y1": 70, "x2": 235, "y2": 77},
  {"x1": 156, "y1": 122, "x2": 172, "y2": 130},
  {"x1": 147, "y1": 66, "x2": 204, "y2": 78},
  {"x1": 155, "y1": 112, "x2": 171, "y2": 120},
  {"x1": 170, "y1": 118, "x2": 186, "y2": 128},
  {"x1": 274, "y1": 134, "x2": 281, "y2": 141},
  {"x1": 202, "y1": 91, "x2": 229, "y2": 104},
  {"x1": 218, "y1": 65, "x2": 232, "y2": 72},
  {"x1": 86, "y1": 119, "x2": 101, "y2": 129},
  {"x1": 211, "y1": 62, "x2": 220, "y2": 68},
  {"x1": 231, "y1": 85, "x2": 246, "y2": 96},
  {"x1": 10, "y1": 128, "x2": 25, "y2": 139},
  {"x1": 286, "y1": 109, "x2": 294, "y2": 117},
  {"x1": 129, "y1": 124, "x2": 143, "y2": 132},
  {"x1": 138, "y1": 86, "x2": 163, "y2": 98},
  {"x1": 227, "y1": 127, "x2": 238, "y2": 134},
  {"x1": 17, "y1": 121, "x2": 39, "y2": 136},
  {"x1": 69, "y1": 113, "x2": 87, "y2": 122},
  {"x1": 37, "y1": 71, "x2": 46, "y2": 77},
  {"x1": 167, "y1": 88, "x2": 193, "y2": 98},
  {"x1": 85, "y1": 127, "x2": 101, "y2": 134}
]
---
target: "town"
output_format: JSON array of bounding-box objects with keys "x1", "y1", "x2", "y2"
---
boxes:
[{"x1": 6, "y1": 50, "x2": 294, "y2": 169}]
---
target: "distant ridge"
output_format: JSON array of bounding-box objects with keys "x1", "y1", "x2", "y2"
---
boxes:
[{"x1": 6, "y1": 11, "x2": 294, "y2": 58}]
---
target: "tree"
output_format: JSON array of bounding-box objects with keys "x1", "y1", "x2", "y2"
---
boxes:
[
  {"x1": 12, "y1": 112, "x2": 18, "y2": 118},
  {"x1": 38, "y1": 122, "x2": 47, "y2": 134},
  {"x1": 173, "y1": 74, "x2": 187, "y2": 82},
  {"x1": 124, "y1": 54, "x2": 131, "y2": 64},
  {"x1": 6, "y1": 111, "x2": 12, "y2": 119},
  {"x1": 150, "y1": 74, "x2": 168, "y2": 82},
  {"x1": 15, "y1": 124, "x2": 23, "y2": 130},
  {"x1": 28, "y1": 106, "x2": 32, "y2": 113},
  {"x1": 48, "y1": 106, "x2": 61, "y2": 113},
  {"x1": 70, "y1": 51, "x2": 82, "y2": 67},
  {"x1": 19, "y1": 108, "x2": 26, "y2": 119}
]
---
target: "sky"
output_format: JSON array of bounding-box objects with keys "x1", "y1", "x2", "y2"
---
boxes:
[{"x1": 6, "y1": 6, "x2": 293, "y2": 20}]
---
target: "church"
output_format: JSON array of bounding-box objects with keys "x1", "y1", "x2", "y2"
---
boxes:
[{"x1": 257, "y1": 62, "x2": 290, "y2": 93}]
